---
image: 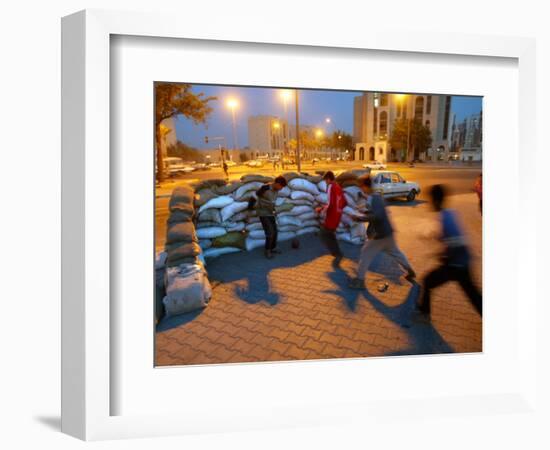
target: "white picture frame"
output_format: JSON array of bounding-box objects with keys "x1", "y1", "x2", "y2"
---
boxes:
[{"x1": 61, "y1": 9, "x2": 538, "y2": 441}]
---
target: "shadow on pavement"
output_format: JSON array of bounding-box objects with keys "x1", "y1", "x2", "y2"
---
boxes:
[
  {"x1": 386, "y1": 199, "x2": 428, "y2": 208},
  {"x1": 361, "y1": 285, "x2": 455, "y2": 355},
  {"x1": 156, "y1": 308, "x2": 204, "y2": 332}
]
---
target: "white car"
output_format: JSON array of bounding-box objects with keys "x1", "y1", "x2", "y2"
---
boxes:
[
  {"x1": 246, "y1": 160, "x2": 264, "y2": 167},
  {"x1": 371, "y1": 171, "x2": 420, "y2": 202},
  {"x1": 225, "y1": 160, "x2": 237, "y2": 167},
  {"x1": 363, "y1": 160, "x2": 387, "y2": 170}
]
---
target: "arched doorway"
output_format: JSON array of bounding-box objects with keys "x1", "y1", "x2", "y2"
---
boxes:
[
  {"x1": 359, "y1": 147, "x2": 365, "y2": 160},
  {"x1": 369, "y1": 146, "x2": 375, "y2": 160}
]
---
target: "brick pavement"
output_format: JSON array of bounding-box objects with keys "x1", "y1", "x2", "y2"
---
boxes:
[{"x1": 155, "y1": 193, "x2": 482, "y2": 366}]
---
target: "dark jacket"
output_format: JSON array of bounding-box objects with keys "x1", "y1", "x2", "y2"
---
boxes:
[{"x1": 357, "y1": 193, "x2": 393, "y2": 240}]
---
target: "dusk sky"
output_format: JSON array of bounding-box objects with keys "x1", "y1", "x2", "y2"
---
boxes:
[{"x1": 172, "y1": 84, "x2": 482, "y2": 149}]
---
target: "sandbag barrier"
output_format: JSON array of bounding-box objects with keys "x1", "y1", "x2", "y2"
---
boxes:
[{"x1": 155, "y1": 170, "x2": 371, "y2": 320}]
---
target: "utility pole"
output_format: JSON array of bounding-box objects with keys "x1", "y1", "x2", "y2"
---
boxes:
[{"x1": 295, "y1": 89, "x2": 301, "y2": 173}]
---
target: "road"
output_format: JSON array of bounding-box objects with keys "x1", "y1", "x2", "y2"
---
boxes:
[{"x1": 155, "y1": 162, "x2": 482, "y2": 251}]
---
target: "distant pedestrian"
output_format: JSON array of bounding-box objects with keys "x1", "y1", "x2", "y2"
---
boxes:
[
  {"x1": 415, "y1": 184, "x2": 482, "y2": 319},
  {"x1": 315, "y1": 171, "x2": 347, "y2": 267},
  {"x1": 251, "y1": 176, "x2": 287, "y2": 259},
  {"x1": 474, "y1": 173, "x2": 482, "y2": 215},
  {"x1": 222, "y1": 161, "x2": 229, "y2": 179},
  {"x1": 348, "y1": 176, "x2": 416, "y2": 289}
]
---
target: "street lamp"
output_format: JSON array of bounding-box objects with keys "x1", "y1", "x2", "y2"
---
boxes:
[
  {"x1": 226, "y1": 98, "x2": 239, "y2": 151},
  {"x1": 280, "y1": 90, "x2": 292, "y2": 163}
]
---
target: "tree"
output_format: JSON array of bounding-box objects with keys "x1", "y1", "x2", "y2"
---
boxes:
[
  {"x1": 389, "y1": 117, "x2": 432, "y2": 161},
  {"x1": 155, "y1": 83, "x2": 216, "y2": 181}
]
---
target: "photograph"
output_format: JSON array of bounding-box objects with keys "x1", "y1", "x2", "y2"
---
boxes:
[{"x1": 154, "y1": 82, "x2": 483, "y2": 366}]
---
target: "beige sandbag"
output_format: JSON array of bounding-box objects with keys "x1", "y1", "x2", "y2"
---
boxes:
[
  {"x1": 212, "y1": 231, "x2": 247, "y2": 250},
  {"x1": 193, "y1": 178, "x2": 227, "y2": 192},
  {"x1": 194, "y1": 188, "x2": 217, "y2": 207},
  {"x1": 165, "y1": 241, "x2": 201, "y2": 267},
  {"x1": 214, "y1": 181, "x2": 243, "y2": 195},
  {"x1": 282, "y1": 171, "x2": 304, "y2": 181},
  {"x1": 166, "y1": 221, "x2": 198, "y2": 246},
  {"x1": 240, "y1": 174, "x2": 274, "y2": 183}
]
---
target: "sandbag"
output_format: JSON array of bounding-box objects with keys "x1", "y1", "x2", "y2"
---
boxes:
[
  {"x1": 278, "y1": 231, "x2": 296, "y2": 242},
  {"x1": 316, "y1": 193, "x2": 328, "y2": 204},
  {"x1": 248, "y1": 229, "x2": 266, "y2": 239},
  {"x1": 279, "y1": 225, "x2": 299, "y2": 232},
  {"x1": 306, "y1": 174, "x2": 323, "y2": 184},
  {"x1": 344, "y1": 185, "x2": 363, "y2": 200},
  {"x1": 317, "y1": 180, "x2": 327, "y2": 192},
  {"x1": 199, "y1": 239, "x2": 212, "y2": 250},
  {"x1": 278, "y1": 186, "x2": 291, "y2": 197},
  {"x1": 290, "y1": 205, "x2": 314, "y2": 216},
  {"x1": 288, "y1": 199, "x2": 314, "y2": 206},
  {"x1": 214, "y1": 181, "x2": 243, "y2": 195},
  {"x1": 224, "y1": 221, "x2": 245, "y2": 232},
  {"x1": 245, "y1": 237, "x2": 265, "y2": 251},
  {"x1": 220, "y1": 201, "x2": 248, "y2": 223},
  {"x1": 350, "y1": 222, "x2": 367, "y2": 239},
  {"x1": 337, "y1": 232, "x2": 363, "y2": 245},
  {"x1": 297, "y1": 211, "x2": 317, "y2": 222},
  {"x1": 344, "y1": 192, "x2": 357, "y2": 208},
  {"x1": 165, "y1": 241, "x2": 201, "y2": 267},
  {"x1": 343, "y1": 205, "x2": 367, "y2": 219},
  {"x1": 212, "y1": 231, "x2": 247, "y2": 250},
  {"x1": 240, "y1": 174, "x2": 273, "y2": 183},
  {"x1": 169, "y1": 186, "x2": 195, "y2": 211},
  {"x1": 277, "y1": 215, "x2": 301, "y2": 227},
  {"x1": 228, "y1": 211, "x2": 248, "y2": 222},
  {"x1": 340, "y1": 213, "x2": 355, "y2": 226},
  {"x1": 302, "y1": 219, "x2": 320, "y2": 228},
  {"x1": 203, "y1": 247, "x2": 242, "y2": 258},
  {"x1": 194, "y1": 178, "x2": 227, "y2": 192},
  {"x1": 275, "y1": 197, "x2": 285, "y2": 206},
  {"x1": 288, "y1": 178, "x2": 320, "y2": 195},
  {"x1": 155, "y1": 251, "x2": 167, "y2": 270},
  {"x1": 197, "y1": 208, "x2": 222, "y2": 224},
  {"x1": 335, "y1": 171, "x2": 358, "y2": 185},
  {"x1": 275, "y1": 203, "x2": 294, "y2": 214},
  {"x1": 196, "y1": 226, "x2": 227, "y2": 239},
  {"x1": 282, "y1": 172, "x2": 304, "y2": 181},
  {"x1": 234, "y1": 181, "x2": 263, "y2": 200},
  {"x1": 163, "y1": 264, "x2": 212, "y2": 316},
  {"x1": 196, "y1": 220, "x2": 220, "y2": 229},
  {"x1": 198, "y1": 195, "x2": 234, "y2": 214},
  {"x1": 167, "y1": 209, "x2": 194, "y2": 224},
  {"x1": 166, "y1": 221, "x2": 198, "y2": 246},
  {"x1": 290, "y1": 190, "x2": 315, "y2": 202},
  {"x1": 194, "y1": 188, "x2": 217, "y2": 207},
  {"x1": 246, "y1": 222, "x2": 264, "y2": 231}
]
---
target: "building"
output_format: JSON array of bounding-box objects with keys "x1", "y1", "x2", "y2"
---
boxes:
[
  {"x1": 460, "y1": 111, "x2": 483, "y2": 161},
  {"x1": 352, "y1": 92, "x2": 453, "y2": 162},
  {"x1": 247, "y1": 115, "x2": 289, "y2": 159}
]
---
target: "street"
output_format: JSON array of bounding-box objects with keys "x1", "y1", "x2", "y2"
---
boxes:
[{"x1": 155, "y1": 163, "x2": 482, "y2": 365}]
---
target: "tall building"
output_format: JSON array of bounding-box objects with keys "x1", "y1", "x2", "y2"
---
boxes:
[
  {"x1": 247, "y1": 115, "x2": 288, "y2": 159},
  {"x1": 352, "y1": 92, "x2": 453, "y2": 162}
]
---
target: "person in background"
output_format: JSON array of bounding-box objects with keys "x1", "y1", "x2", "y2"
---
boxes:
[
  {"x1": 474, "y1": 173, "x2": 482, "y2": 215},
  {"x1": 348, "y1": 176, "x2": 416, "y2": 289},
  {"x1": 222, "y1": 161, "x2": 229, "y2": 179},
  {"x1": 415, "y1": 184, "x2": 482, "y2": 320},
  {"x1": 252, "y1": 176, "x2": 287, "y2": 259},
  {"x1": 315, "y1": 171, "x2": 347, "y2": 267}
]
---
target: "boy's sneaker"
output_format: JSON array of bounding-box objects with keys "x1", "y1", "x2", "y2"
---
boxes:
[{"x1": 348, "y1": 278, "x2": 365, "y2": 290}]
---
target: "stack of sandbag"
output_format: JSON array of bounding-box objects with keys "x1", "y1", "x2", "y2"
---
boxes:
[{"x1": 160, "y1": 186, "x2": 212, "y2": 317}]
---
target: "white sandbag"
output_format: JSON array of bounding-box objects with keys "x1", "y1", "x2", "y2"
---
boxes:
[
  {"x1": 303, "y1": 219, "x2": 320, "y2": 228},
  {"x1": 317, "y1": 180, "x2": 327, "y2": 192},
  {"x1": 340, "y1": 213, "x2": 355, "y2": 226},
  {"x1": 337, "y1": 232, "x2": 363, "y2": 245},
  {"x1": 249, "y1": 229, "x2": 266, "y2": 239},
  {"x1": 199, "y1": 239, "x2": 212, "y2": 250},
  {"x1": 163, "y1": 264, "x2": 212, "y2": 316},
  {"x1": 290, "y1": 205, "x2": 314, "y2": 216},
  {"x1": 275, "y1": 197, "x2": 285, "y2": 206},
  {"x1": 196, "y1": 227, "x2": 227, "y2": 239},
  {"x1": 288, "y1": 178, "x2": 320, "y2": 195},
  {"x1": 296, "y1": 226, "x2": 319, "y2": 236},
  {"x1": 297, "y1": 211, "x2": 317, "y2": 222},
  {"x1": 247, "y1": 216, "x2": 260, "y2": 224},
  {"x1": 203, "y1": 247, "x2": 242, "y2": 258},
  {"x1": 245, "y1": 222, "x2": 263, "y2": 231},
  {"x1": 343, "y1": 205, "x2": 367, "y2": 219},
  {"x1": 224, "y1": 221, "x2": 245, "y2": 232},
  {"x1": 234, "y1": 181, "x2": 263, "y2": 200},
  {"x1": 277, "y1": 215, "x2": 302, "y2": 227},
  {"x1": 350, "y1": 222, "x2": 367, "y2": 239},
  {"x1": 197, "y1": 195, "x2": 233, "y2": 214},
  {"x1": 343, "y1": 185, "x2": 362, "y2": 200},
  {"x1": 316, "y1": 193, "x2": 328, "y2": 204},
  {"x1": 278, "y1": 231, "x2": 296, "y2": 242},
  {"x1": 278, "y1": 186, "x2": 291, "y2": 197},
  {"x1": 229, "y1": 211, "x2": 248, "y2": 222},
  {"x1": 344, "y1": 192, "x2": 357, "y2": 208},
  {"x1": 245, "y1": 237, "x2": 265, "y2": 251},
  {"x1": 290, "y1": 190, "x2": 315, "y2": 202},
  {"x1": 289, "y1": 199, "x2": 314, "y2": 206},
  {"x1": 220, "y1": 201, "x2": 248, "y2": 222},
  {"x1": 279, "y1": 225, "x2": 299, "y2": 232}
]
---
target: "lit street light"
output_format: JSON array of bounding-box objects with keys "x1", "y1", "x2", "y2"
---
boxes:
[{"x1": 226, "y1": 98, "x2": 239, "y2": 152}]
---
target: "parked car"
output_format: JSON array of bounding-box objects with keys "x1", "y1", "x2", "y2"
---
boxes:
[
  {"x1": 193, "y1": 162, "x2": 210, "y2": 170},
  {"x1": 208, "y1": 162, "x2": 221, "y2": 168},
  {"x1": 163, "y1": 157, "x2": 195, "y2": 175},
  {"x1": 363, "y1": 160, "x2": 387, "y2": 170},
  {"x1": 246, "y1": 160, "x2": 264, "y2": 167},
  {"x1": 371, "y1": 171, "x2": 420, "y2": 202},
  {"x1": 225, "y1": 160, "x2": 237, "y2": 167}
]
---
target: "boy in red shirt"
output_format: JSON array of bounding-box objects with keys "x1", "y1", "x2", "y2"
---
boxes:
[{"x1": 316, "y1": 171, "x2": 347, "y2": 267}]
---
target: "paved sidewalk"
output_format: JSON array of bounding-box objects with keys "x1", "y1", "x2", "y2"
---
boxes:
[{"x1": 156, "y1": 193, "x2": 482, "y2": 366}]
